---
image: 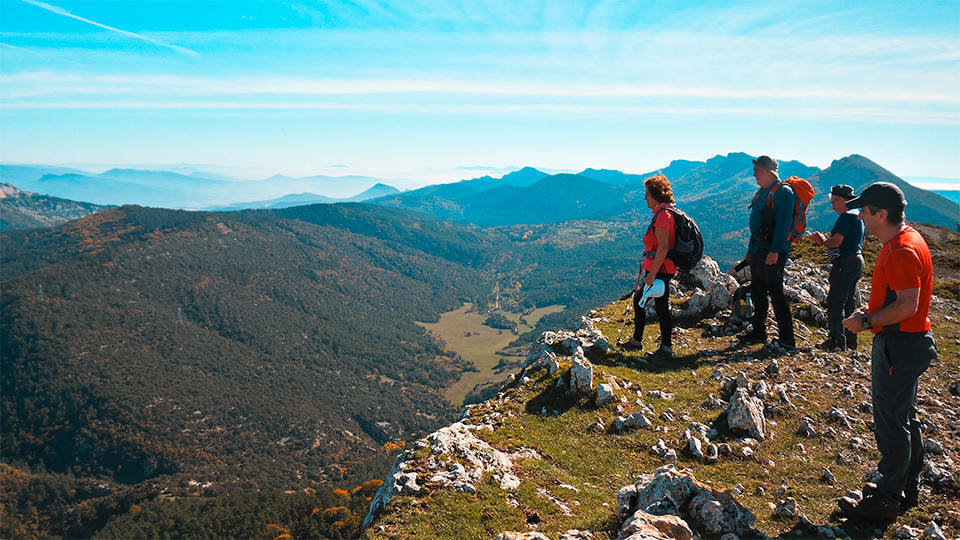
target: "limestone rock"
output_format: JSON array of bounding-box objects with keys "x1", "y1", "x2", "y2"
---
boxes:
[
  {"x1": 796, "y1": 417, "x2": 819, "y2": 438},
  {"x1": 773, "y1": 497, "x2": 798, "y2": 519},
  {"x1": 616, "y1": 465, "x2": 756, "y2": 537},
  {"x1": 596, "y1": 383, "x2": 617, "y2": 407},
  {"x1": 726, "y1": 388, "x2": 766, "y2": 440},
  {"x1": 924, "y1": 521, "x2": 947, "y2": 540},
  {"x1": 497, "y1": 533, "x2": 550, "y2": 540},
  {"x1": 685, "y1": 432, "x2": 704, "y2": 460},
  {"x1": 364, "y1": 452, "x2": 414, "y2": 528},
  {"x1": 702, "y1": 394, "x2": 728, "y2": 409},
  {"x1": 650, "y1": 439, "x2": 677, "y2": 463},
  {"x1": 569, "y1": 347, "x2": 594, "y2": 395},
  {"x1": 560, "y1": 531, "x2": 594, "y2": 540},
  {"x1": 614, "y1": 412, "x2": 652, "y2": 432},
  {"x1": 821, "y1": 467, "x2": 836, "y2": 484},
  {"x1": 619, "y1": 509, "x2": 693, "y2": 540},
  {"x1": 895, "y1": 525, "x2": 922, "y2": 538}
]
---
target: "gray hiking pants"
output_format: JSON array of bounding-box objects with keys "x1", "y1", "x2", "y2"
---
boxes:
[
  {"x1": 871, "y1": 331, "x2": 937, "y2": 501},
  {"x1": 827, "y1": 254, "x2": 863, "y2": 347}
]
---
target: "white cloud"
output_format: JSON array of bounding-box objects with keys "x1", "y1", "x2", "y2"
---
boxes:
[{"x1": 2, "y1": 72, "x2": 958, "y2": 106}]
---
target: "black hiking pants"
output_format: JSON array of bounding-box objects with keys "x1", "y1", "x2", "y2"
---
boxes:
[
  {"x1": 871, "y1": 331, "x2": 936, "y2": 501},
  {"x1": 827, "y1": 254, "x2": 863, "y2": 348},
  {"x1": 633, "y1": 272, "x2": 673, "y2": 348},
  {"x1": 750, "y1": 251, "x2": 794, "y2": 347}
]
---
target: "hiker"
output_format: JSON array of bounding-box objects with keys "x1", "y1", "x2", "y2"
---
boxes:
[
  {"x1": 622, "y1": 173, "x2": 676, "y2": 359},
  {"x1": 810, "y1": 184, "x2": 865, "y2": 351},
  {"x1": 837, "y1": 182, "x2": 937, "y2": 520},
  {"x1": 737, "y1": 155, "x2": 796, "y2": 350}
]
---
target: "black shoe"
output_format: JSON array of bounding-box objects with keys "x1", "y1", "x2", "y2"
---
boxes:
[
  {"x1": 903, "y1": 484, "x2": 919, "y2": 510},
  {"x1": 620, "y1": 338, "x2": 643, "y2": 351},
  {"x1": 646, "y1": 346, "x2": 674, "y2": 359},
  {"x1": 737, "y1": 331, "x2": 767, "y2": 345},
  {"x1": 863, "y1": 482, "x2": 919, "y2": 512},
  {"x1": 817, "y1": 338, "x2": 843, "y2": 352},
  {"x1": 838, "y1": 492, "x2": 899, "y2": 520},
  {"x1": 770, "y1": 339, "x2": 796, "y2": 352}
]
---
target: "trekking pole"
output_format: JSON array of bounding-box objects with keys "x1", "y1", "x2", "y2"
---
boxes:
[{"x1": 616, "y1": 262, "x2": 645, "y2": 346}]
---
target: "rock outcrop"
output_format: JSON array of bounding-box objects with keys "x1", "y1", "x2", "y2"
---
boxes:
[{"x1": 616, "y1": 465, "x2": 757, "y2": 538}]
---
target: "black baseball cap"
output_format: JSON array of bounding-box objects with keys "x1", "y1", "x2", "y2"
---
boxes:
[
  {"x1": 845, "y1": 182, "x2": 906, "y2": 211},
  {"x1": 752, "y1": 155, "x2": 779, "y2": 179},
  {"x1": 830, "y1": 184, "x2": 855, "y2": 199}
]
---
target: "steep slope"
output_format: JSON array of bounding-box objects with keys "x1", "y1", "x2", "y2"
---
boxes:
[
  {"x1": 1, "y1": 205, "x2": 492, "y2": 491},
  {"x1": 0, "y1": 183, "x2": 110, "y2": 230},
  {"x1": 364, "y1": 233, "x2": 960, "y2": 539}
]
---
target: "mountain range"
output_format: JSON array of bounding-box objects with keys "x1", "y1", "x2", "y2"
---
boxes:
[
  {"x1": 1, "y1": 164, "x2": 403, "y2": 209},
  {"x1": 370, "y1": 153, "x2": 959, "y2": 266}
]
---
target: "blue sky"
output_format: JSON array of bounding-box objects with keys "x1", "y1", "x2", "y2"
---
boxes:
[{"x1": 1, "y1": 0, "x2": 959, "y2": 185}]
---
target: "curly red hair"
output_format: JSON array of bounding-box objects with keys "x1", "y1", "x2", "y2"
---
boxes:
[{"x1": 644, "y1": 173, "x2": 674, "y2": 204}]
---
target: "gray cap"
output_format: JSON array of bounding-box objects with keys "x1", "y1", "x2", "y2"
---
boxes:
[{"x1": 846, "y1": 182, "x2": 906, "y2": 211}]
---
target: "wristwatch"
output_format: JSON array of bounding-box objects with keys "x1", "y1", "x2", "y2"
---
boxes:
[{"x1": 860, "y1": 314, "x2": 872, "y2": 330}]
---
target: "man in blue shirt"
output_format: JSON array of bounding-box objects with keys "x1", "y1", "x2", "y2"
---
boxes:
[
  {"x1": 738, "y1": 155, "x2": 796, "y2": 350},
  {"x1": 811, "y1": 184, "x2": 865, "y2": 351}
]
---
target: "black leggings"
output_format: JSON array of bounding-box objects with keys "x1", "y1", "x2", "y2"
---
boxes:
[{"x1": 632, "y1": 272, "x2": 673, "y2": 348}]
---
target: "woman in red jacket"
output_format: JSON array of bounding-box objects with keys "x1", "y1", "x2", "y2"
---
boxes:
[{"x1": 622, "y1": 173, "x2": 677, "y2": 359}]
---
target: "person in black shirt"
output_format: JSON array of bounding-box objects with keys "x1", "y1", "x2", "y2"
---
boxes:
[{"x1": 810, "y1": 184, "x2": 865, "y2": 351}]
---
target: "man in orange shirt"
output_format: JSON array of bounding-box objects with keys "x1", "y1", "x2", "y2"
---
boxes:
[{"x1": 838, "y1": 182, "x2": 938, "y2": 520}]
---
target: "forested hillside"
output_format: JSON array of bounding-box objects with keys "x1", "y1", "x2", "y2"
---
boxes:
[{"x1": 0, "y1": 202, "x2": 656, "y2": 536}]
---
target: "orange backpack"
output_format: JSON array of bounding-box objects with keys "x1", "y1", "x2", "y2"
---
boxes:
[{"x1": 756, "y1": 176, "x2": 815, "y2": 242}]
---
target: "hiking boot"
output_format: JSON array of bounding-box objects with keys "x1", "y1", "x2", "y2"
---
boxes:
[
  {"x1": 770, "y1": 339, "x2": 797, "y2": 352},
  {"x1": 737, "y1": 331, "x2": 767, "y2": 345},
  {"x1": 646, "y1": 346, "x2": 673, "y2": 360},
  {"x1": 862, "y1": 482, "x2": 919, "y2": 512},
  {"x1": 817, "y1": 338, "x2": 844, "y2": 352},
  {"x1": 838, "y1": 492, "x2": 899, "y2": 520},
  {"x1": 903, "y1": 485, "x2": 919, "y2": 510},
  {"x1": 620, "y1": 338, "x2": 643, "y2": 351}
]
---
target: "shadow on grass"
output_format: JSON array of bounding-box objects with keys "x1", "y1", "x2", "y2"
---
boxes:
[{"x1": 590, "y1": 341, "x2": 762, "y2": 373}]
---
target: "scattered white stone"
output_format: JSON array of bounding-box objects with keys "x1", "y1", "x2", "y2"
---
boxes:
[
  {"x1": 895, "y1": 525, "x2": 922, "y2": 538},
  {"x1": 647, "y1": 390, "x2": 674, "y2": 400},
  {"x1": 499, "y1": 472, "x2": 521, "y2": 491},
  {"x1": 726, "y1": 388, "x2": 766, "y2": 440},
  {"x1": 614, "y1": 412, "x2": 652, "y2": 432},
  {"x1": 569, "y1": 347, "x2": 594, "y2": 395},
  {"x1": 617, "y1": 465, "x2": 755, "y2": 537},
  {"x1": 773, "y1": 497, "x2": 798, "y2": 519},
  {"x1": 924, "y1": 439, "x2": 945, "y2": 455},
  {"x1": 596, "y1": 383, "x2": 617, "y2": 407},
  {"x1": 821, "y1": 468, "x2": 836, "y2": 484},
  {"x1": 559, "y1": 530, "x2": 593, "y2": 540},
  {"x1": 497, "y1": 533, "x2": 550, "y2": 540},
  {"x1": 797, "y1": 417, "x2": 819, "y2": 438},
  {"x1": 620, "y1": 509, "x2": 693, "y2": 540}
]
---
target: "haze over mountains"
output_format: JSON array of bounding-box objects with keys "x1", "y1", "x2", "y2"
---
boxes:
[
  {"x1": 0, "y1": 164, "x2": 405, "y2": 210},
  {"x1": 5, "y1": 152, "x2": 957, "y2": 267}
]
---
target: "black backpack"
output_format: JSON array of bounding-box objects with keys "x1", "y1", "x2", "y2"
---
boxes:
[{"x1": 648, "y1": 205, "x2": 703, "y2": 272}]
